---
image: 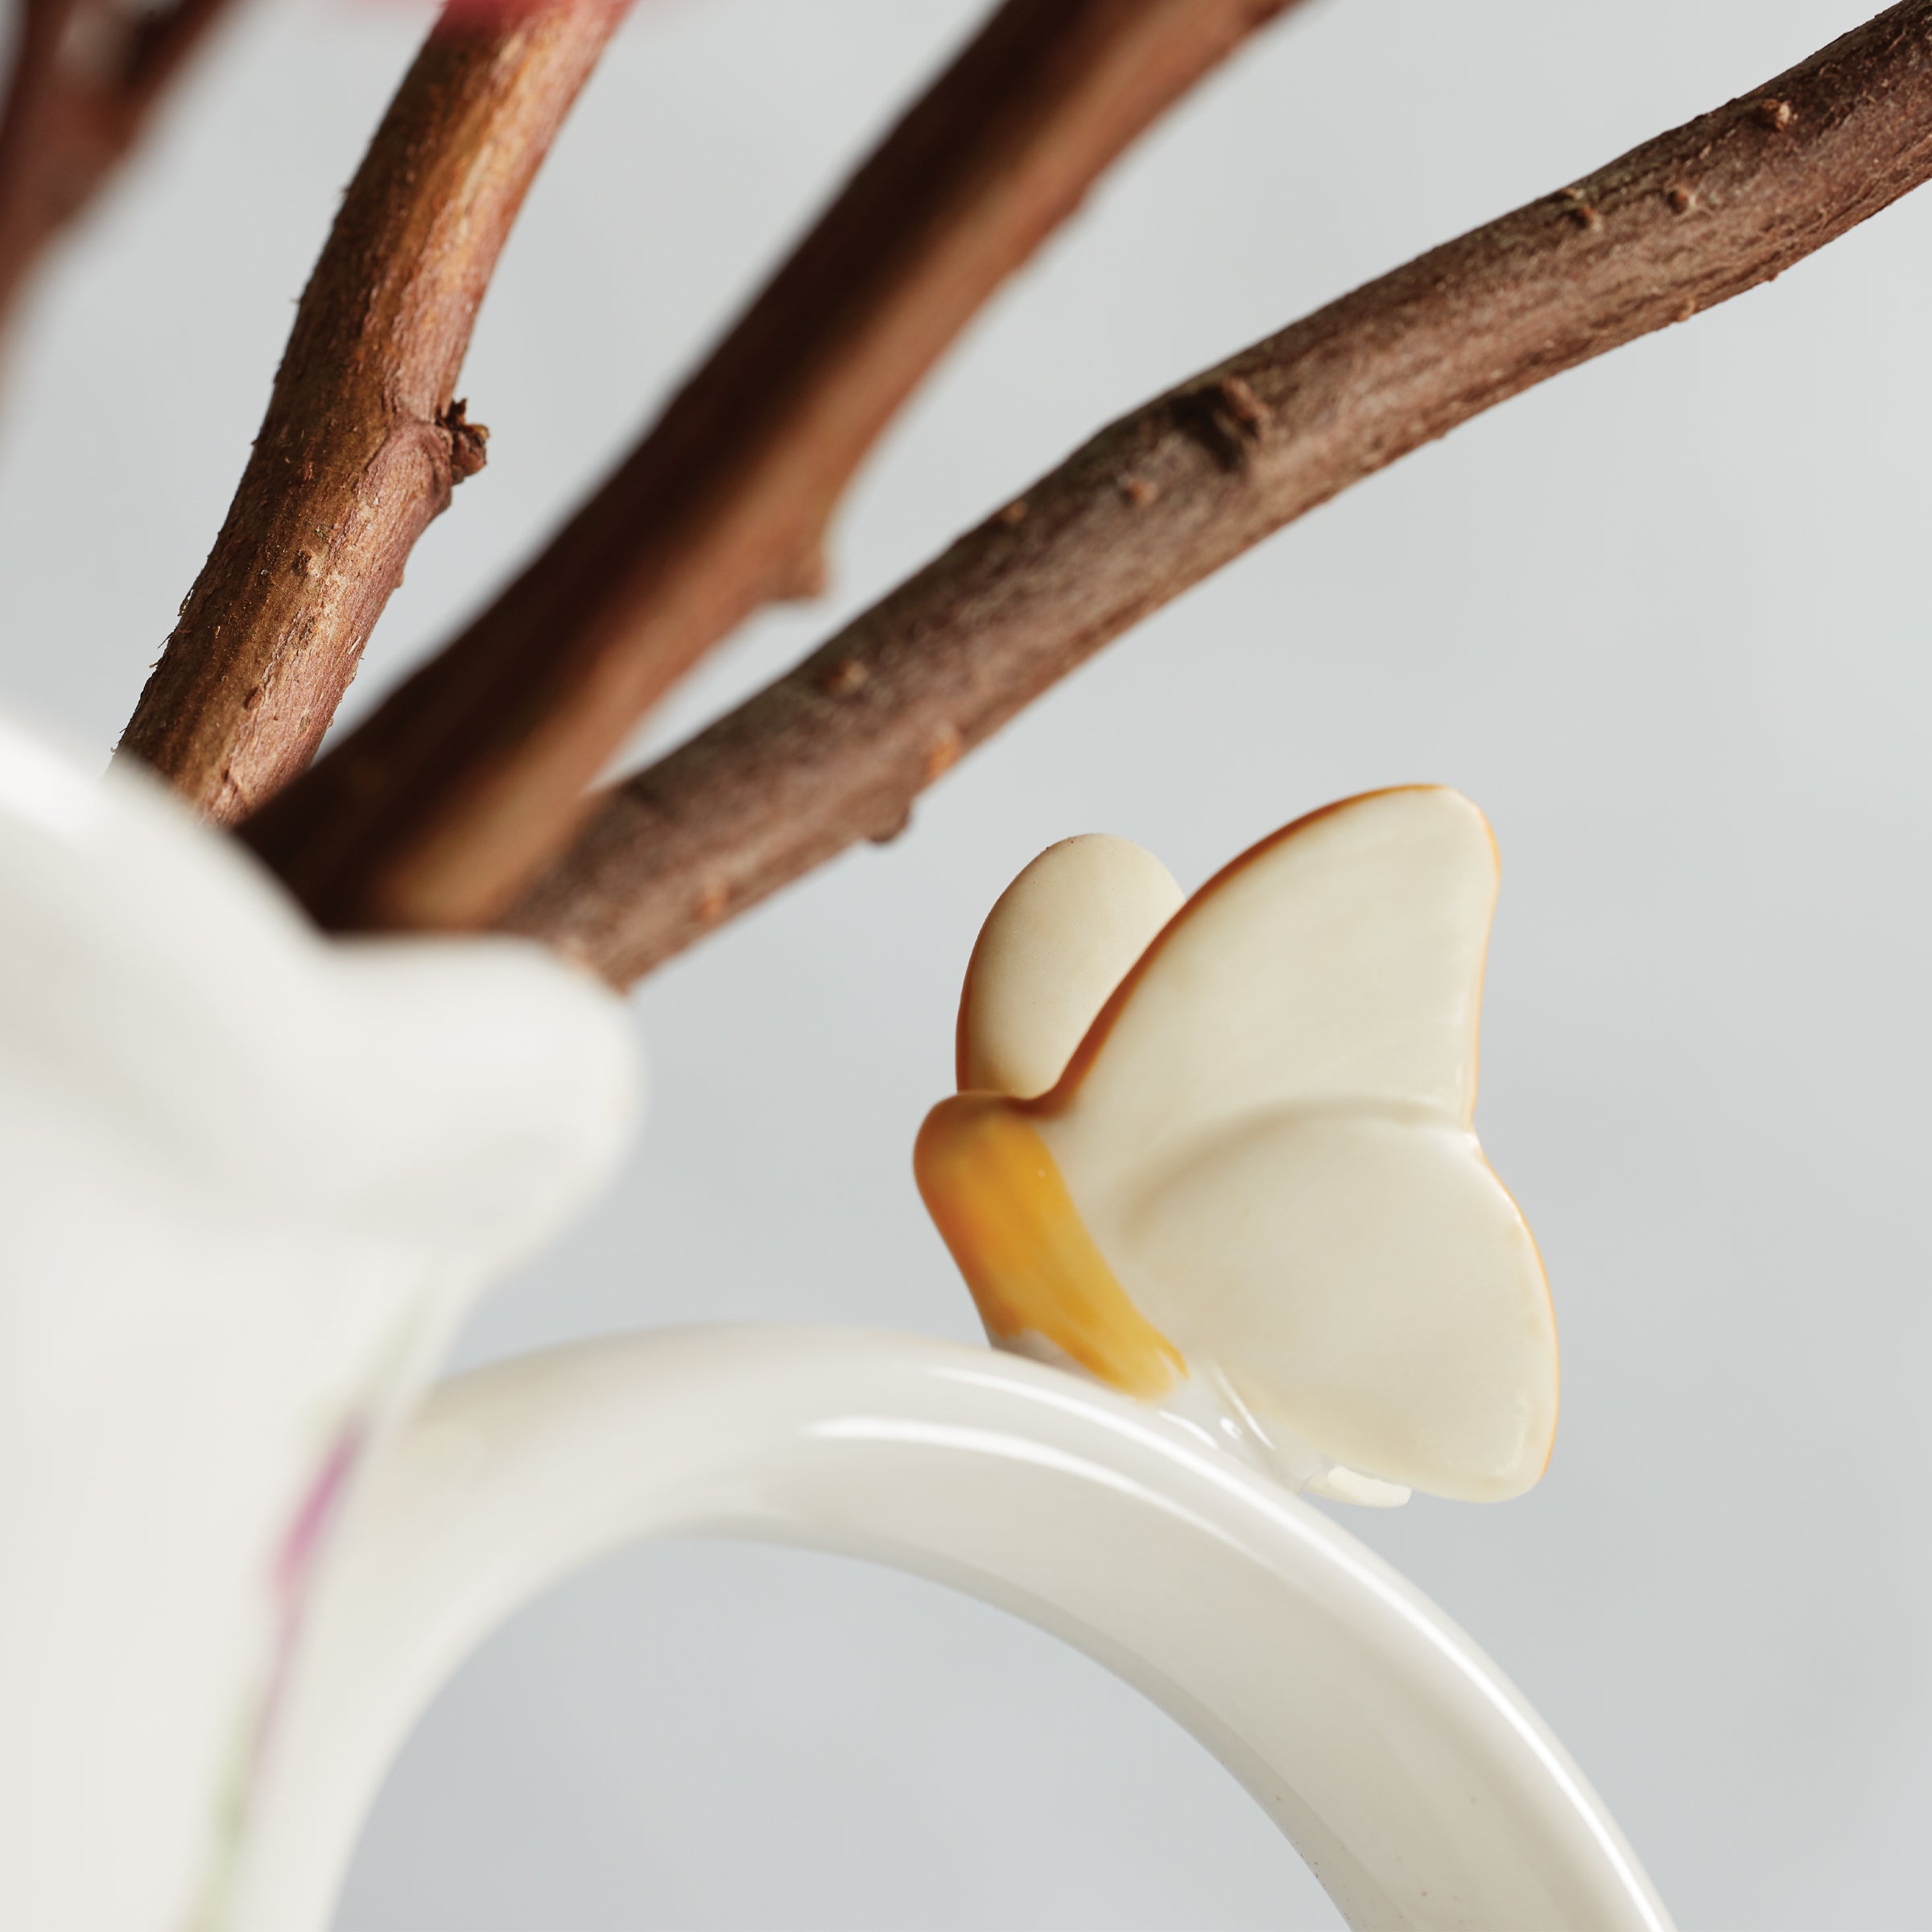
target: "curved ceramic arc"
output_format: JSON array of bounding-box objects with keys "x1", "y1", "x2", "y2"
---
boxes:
[{"x1": 241, "y1": 1328, "x2": 1672, "y2": 1932}]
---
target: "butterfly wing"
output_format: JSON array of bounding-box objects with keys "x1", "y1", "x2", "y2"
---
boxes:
[
  {"x1": 1121, "y1": 1103, "x2": 1554, "y2": 1500},
  {"x1": 957, "y1": 834, "x2": 1183, "y2": 1100},
  {"x1": 1023, "y1": 787, "x2": 1554, "y2": 1500},
  {"x1": 1040, "y1": 787, "x2": 1498, "y2": 1186}
]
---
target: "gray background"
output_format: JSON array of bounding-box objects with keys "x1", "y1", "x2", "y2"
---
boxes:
[{"x1": 3, "y1": 0, "x2": 1929, "y2": 1925}]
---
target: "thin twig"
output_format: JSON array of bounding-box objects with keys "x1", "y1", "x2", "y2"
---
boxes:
[
  {"x1": 497, "y1": 0, "x2": 1932, "y2": 986},
  {"x1": 238, "y1": 0, "x2": 1311, "y2": 931},
  {"x1": 0, "y1": 0, "x2": 242, "y2": 338},
  {"x1": 116, "y1": 0, "x2": 626, "y2": 822}
]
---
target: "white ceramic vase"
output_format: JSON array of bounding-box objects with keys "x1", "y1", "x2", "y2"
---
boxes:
[{"x1": 0, "y1": 710, "x2": 1673, "y2": 1932}]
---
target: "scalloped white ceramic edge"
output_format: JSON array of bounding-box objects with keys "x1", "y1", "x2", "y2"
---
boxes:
[{"x1": 0, "y1": 707, "x2": 642, "y2": 1932}]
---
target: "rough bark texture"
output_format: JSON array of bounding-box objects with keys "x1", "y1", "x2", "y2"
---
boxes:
[
  {"x1": 239, "y1": 0, "x2": 1307, "y2": 931},
  {"x1": 0, "y1": 0, "x2": 238, "y2": 344},
  {"x1": 500, "y1": 0, "x2": 1932, "y2": 986},
  {"x1": 116, "y1": 0, "x2": 623, "y2": 822}
]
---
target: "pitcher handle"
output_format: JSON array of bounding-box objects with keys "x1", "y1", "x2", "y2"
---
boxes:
[{"x1": 234, "y1": 1327, "x2": 1671, "y2": 1932}]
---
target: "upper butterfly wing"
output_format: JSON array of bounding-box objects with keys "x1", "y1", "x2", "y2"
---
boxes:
[
  {"x1": 958, "y1": 834, "x2": 1184, "y2": 1100},
  {"x1": 1040, "y1": 787, "x2": 1500, "y2": 1191}
]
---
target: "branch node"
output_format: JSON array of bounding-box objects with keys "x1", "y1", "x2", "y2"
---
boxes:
[
  {"x1": 440, "y1": 398, "x2": 489, "y2": 484},
  {"x1": 868, "y1": 803, "x2": 914, "y2": 846},
  {"x1": 923, "y1": 724, "x2": 964, "y2": 781},
  {"x1": 1176, "y1": 374, "x2": 1270, "y2": 469},
  {"x1": 818, "y1": 656, "x2": 870, "y2": 698}
]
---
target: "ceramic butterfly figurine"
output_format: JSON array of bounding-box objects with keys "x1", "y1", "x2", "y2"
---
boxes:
[{"x1": 915, "y1": 786, "x2": 1557, "y2": 1507}]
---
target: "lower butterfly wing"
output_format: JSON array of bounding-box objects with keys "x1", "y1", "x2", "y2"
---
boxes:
[{"x1": 1113, "y1": 1103, "x2": 1556, "y2": 1502}]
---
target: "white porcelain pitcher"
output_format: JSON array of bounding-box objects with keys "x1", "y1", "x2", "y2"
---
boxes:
[{"x1": 0, "y1": 710, "x2": 1672, "y2": 1932}]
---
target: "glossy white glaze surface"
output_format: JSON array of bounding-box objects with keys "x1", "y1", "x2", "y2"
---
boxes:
[{"x1": 248, "y1": 1327, "x2": 1670, "y2": 1932}]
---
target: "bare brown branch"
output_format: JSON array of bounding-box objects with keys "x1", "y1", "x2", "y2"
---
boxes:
[
  {"x1": 238, "y1": 0, "x2": 1311, "y2": 931},
  {"x1": 499, "y1": 0, "x2": 1932, "y2": 985},
  {"x1": 122, "y1": 0, "x2": 242, "y2": 103},
  {"x1": 116, "y1": 0, "x2": 625, "y2": 821},
  {"x1": 0, "y1": 0, "x2": 242, "y2": 336}
]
